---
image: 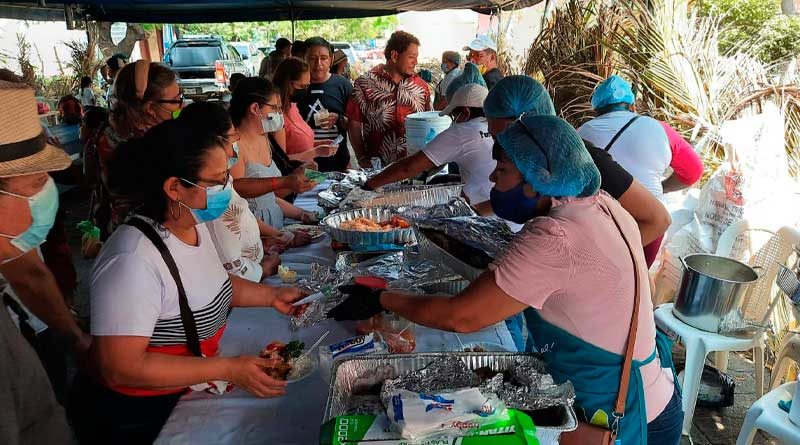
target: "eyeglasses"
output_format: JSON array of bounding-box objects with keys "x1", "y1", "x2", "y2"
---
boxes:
[
  {"x1": 181, "y1": 171, "x2": 232, "y2": 190},
  {"x1": 155, "y1": 94, "x2": 184, "y2": 106}
]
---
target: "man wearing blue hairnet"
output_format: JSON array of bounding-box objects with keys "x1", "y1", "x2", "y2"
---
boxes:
[
  {"x1": 577, "y1": 75, "x2": 673, "y2": 265},
  {"x1": 484, "y1": 75, "x2": 670, "y2": 255},
  {"x1": 328, "y1": 114, "x2": 683, "y2": 445}
]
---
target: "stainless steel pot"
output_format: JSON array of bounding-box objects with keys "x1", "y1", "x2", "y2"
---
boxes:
[{"x1": 672, "y1": 253, "x2": 761, "y2": 333}]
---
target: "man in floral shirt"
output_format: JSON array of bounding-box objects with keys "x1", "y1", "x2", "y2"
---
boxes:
[{"x1": 346, "y1": 31, "x2": 432, "y2": 167}]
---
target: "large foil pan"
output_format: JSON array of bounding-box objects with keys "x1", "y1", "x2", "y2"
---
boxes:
[
  {"x1": 321, "y1": 207, "x2": 415, "y2": 246},
  {"x1": 324, "y1": 353, "x2": 578, "y2": 436},
  {"x1": 416, "y1": 229, "x2": 484, "y2": 281},
  {"x1": 357, "y1": 184, "x2": 464, "y2": 208}
]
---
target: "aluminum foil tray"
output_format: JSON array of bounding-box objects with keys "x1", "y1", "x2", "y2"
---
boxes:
[
  {"x1": 416, "y1": 229, "x2": 484, "y2": 281},
  {"x1": 357, "y1": 184, "x2": 464, "y2": 208},
  {"x1": 324, "y1": 353, "x2": 578, "y2": 436},
  {"x1": 321, "y1": 207, "x2": 415, "y2": 246}
]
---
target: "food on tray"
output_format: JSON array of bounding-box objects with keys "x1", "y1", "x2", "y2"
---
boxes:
[
  {"x1": 259, "y1": 340, "x2": 305, "y2": 380},
  {"x1": 278, "y1": 265, "x2": 297, "y2": 284},
  {"x1": 339, "y1": 216, "x2": 410, "y2": 232}
]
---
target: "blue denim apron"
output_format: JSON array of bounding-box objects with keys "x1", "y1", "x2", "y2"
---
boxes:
[{"x1": 525, "y1": 308, "x2": 679, "y2": 444}]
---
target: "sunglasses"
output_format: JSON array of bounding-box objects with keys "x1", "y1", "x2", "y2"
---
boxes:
[{"x1": 155, "y1": 93, "x2": 185, "y2": 106}]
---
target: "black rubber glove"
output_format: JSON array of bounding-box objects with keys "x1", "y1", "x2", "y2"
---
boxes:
[{"x1": 326, "y1": 284, "x2": 384, "y2": 321}]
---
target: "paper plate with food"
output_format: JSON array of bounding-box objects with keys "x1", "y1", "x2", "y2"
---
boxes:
[
  {"x1": 259, "y1": 340, "x2": 318, "y2": 383},
  {"x1": 283, "y1": 224, "x2": 326, "y2": 240}
]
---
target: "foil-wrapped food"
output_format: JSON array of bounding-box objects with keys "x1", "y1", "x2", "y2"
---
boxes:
[{"x1": 416, "y1": 216, "x2": 516, "y2": 269}]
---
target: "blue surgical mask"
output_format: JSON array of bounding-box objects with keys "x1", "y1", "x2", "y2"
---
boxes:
[
  {"x1": 179, "y1": 176, "x2": 233, "y2": 224},
  {"x1": 489, "y1": 182, "x2": 541, "y2": 224},
  {"x1": 228, "y1": 142, "x2": 240, "y2": 169},
  {"x1": 441, "y1": 63, "x2": 450, "y2": 73},
  {"x1": 261, "y1": 112, "x2": 284, "y2": 133},
  {"x1": 0, "y1": 177, "x2": 59, "y2": 255}
]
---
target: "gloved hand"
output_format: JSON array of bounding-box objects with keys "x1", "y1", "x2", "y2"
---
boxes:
[{"x1": 326, "y1": 284, "x2": 384, "y2": 321}]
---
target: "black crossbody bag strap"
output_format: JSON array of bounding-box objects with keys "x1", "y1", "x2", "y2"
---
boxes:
[
  {"x1": 127, "y1": 218, "x2": 203, "y2": 357},
  {"x1": 603, "y1": 115, "x2": 641, "y2": 152}
]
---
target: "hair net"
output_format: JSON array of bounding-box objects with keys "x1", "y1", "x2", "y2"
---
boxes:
[
  {"x1": 445, "y1": 63, "x2": 486, "y2": 102},
  {"x1": 591, "y1": 75, "x2": 635, "y2": 110},
  {"x1": 443, "y1": 51, "x2": 461, "y2": 66},
  {"x1": 496, "y1": 114, "x2": 600, "y2": 198},
  {"x1": 483, "y1": 75, "x2": 555, "y2": 119}
]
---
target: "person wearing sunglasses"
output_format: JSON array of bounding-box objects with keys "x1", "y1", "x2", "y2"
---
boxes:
[
  {"x1": 70, "y1": 119, "x2": 308, "y2": 444},
  {"x1": 271, "y1": 57, "x2": 337, "y2": 163},
  {"x1": 92, "y1": 60, "x2": 184, "y2": 239}
]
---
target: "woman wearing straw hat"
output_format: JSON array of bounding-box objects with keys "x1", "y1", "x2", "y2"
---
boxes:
[
  {"x1": 0, "y1": 80, "x2": 84, "y2": 444},
  {"x1": 329, "y1": 115, "x2": 683, "y2": 445},
  {"x1": 91, "y1": 60, "x2": 183, "y2": 239}
]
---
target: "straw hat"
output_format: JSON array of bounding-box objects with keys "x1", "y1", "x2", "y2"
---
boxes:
[{"x1": 0, "y1": 80, "x2": 71, "y2": 177}]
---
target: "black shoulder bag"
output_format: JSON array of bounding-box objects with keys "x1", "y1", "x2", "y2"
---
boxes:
[
  {"x1": 603, "y1": 115, "x2": 641, "y2": 152},
  {"x1": 126, "y1": 218, "x2": 202, "y2": 357}
]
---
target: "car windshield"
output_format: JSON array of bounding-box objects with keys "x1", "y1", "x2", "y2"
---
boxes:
[
  {"x1": 169, "y1": 44, "x2": 222, "y2": 67},
  {"x1": 232, "y1": 44, "x2": 249, "y2": 57}
]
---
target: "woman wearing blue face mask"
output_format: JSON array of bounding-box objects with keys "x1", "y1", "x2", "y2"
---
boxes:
[
  {"x1": 0, "y1": 80, "x2": 85, "y2": 445},
  {"x1": 229, "y1": 76, "x2": 320, "y2": 229},
  {"x1": 329, "y1": 114, "x2": 683, "y2": 445},
  {"x1": 71, "y1": 119, "x2": 310, "y2": 444}
]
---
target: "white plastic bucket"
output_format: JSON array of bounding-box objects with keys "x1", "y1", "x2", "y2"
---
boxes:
[{"x1": 405, "y1": 111, "x2": 451, "y2": 154}]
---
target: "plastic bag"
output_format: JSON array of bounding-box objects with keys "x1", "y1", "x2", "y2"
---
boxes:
[
  {"x1": 77, "y1": 220, "x2": 102, "y2": 258},
  {"x1": 356, "y1": 313, "x2": 417, "y2": 353}
]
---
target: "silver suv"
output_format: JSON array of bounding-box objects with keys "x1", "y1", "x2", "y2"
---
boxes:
[{"x1": 164, "y1": 35, "x2": 251, "y2": 100}]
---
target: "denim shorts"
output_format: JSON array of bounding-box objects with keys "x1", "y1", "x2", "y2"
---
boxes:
[{"x1": 647, "y1": 387, "x2": 684, "y2": 445}]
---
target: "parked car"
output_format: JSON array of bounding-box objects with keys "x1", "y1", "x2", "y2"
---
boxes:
[
  {"x1": 164, "y1": 35, "x2": 250, "y2": 100},
  {"x1": 332, "y1": 42, "x2": 365, "y2": 76},
  {"x1": 231, "y1": 41, "x2": 261, "y2": 76}
]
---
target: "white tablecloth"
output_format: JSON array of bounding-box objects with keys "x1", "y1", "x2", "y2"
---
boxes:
[{"x1": 156, "y1": 182, "x2": 516, "y2": 445}]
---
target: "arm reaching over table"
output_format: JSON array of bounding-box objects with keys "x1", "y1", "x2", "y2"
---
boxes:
[
  {"x1": 328, "y1": 271, "x2": 527, "y2": 334},
  {"x1": 364, "y1": 152, "x2": 436, "y2": 190}
]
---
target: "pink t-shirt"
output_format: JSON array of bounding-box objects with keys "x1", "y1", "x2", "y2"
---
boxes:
[
  {"x1": 659, "y1": 121, "x2": 703, "y2": 186},
  {"x1": 491, "y1": 192, "x2": 674, "y2": 421},
  {"x1": 284, "y1": 103, "x2": 315, "y2": 155}
]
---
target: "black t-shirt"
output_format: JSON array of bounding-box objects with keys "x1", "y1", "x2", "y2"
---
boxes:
[
  {"x1": 296, "y1": 74, "x2": 354, "y2": 172},
  {"x1": 483, "y1": 68, "x2": 504, "y2": 90},
  {"x1": 584, "y1": 140, "x2": 634, "y2": 199}
]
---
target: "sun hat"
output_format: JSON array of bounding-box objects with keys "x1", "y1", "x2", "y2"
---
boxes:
[
  {"x1": 463, "y1": 35, "x2": 497, "y2": 52},
  {"x1": 591, "y1": 75, "x2": 635, "y2": 110},
  {"x1": 440, "y1": 83, "x2": 489, "y2": 116},
  {"x1": 496, "y1": 114, "x2": 600, "y2": 198},
  {"x1": 484, "y1": 75, "x2": 555, "y2": 119},
  {"x1": 0, "y1": 81, "x2": 72, "y2": 177}
]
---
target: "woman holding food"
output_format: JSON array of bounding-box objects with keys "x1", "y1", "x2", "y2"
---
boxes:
[
  {"x1": 178, "y1": 102, "x2": 299, "y2": 281},
  {"x1": 73, "y1": 119, "x2": 307, "y2": 444},
  {"x1": 229, "y1": 76, "x2": 319, "y2": 229},
  {"x1": 271, "y1": 57, "x2": 338, "y2": 163},
  {"x1": 329, "y1": 115, "x2": 683, "y2": 445}
]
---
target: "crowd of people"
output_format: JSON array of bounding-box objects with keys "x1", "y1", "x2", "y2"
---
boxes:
[{"x1": 0, "y1": 28, "x2": 705, "y2": 445}]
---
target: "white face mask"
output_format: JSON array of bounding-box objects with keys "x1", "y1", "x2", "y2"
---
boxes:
[{"x1": 261, "y1": 112, "x2": 284, "y2": 133}]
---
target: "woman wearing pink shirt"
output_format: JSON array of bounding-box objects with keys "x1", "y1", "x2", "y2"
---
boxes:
[
  {"x1": 271, "y1": 57, "x2": 336, "y2": 163},
  {"x1": 328, "y1": 114, "x2": 683, "y2": 445}
]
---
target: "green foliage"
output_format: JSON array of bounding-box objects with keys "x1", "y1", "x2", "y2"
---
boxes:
[
  {"x1": 696, "y1": 0, "x2": 800, "y2": 63},
  {"x1": 178, "y1": 16, "x2": 397, "y2": 45}
]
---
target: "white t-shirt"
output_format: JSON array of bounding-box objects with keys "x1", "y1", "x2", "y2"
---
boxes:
[
  {"x1": 206, "y1": 189, "x2": 264, "y2": 282},
  {"x1": 422, "y1": 117, "x2": 496, "y2": 204},
  {"x1": 577, "y1": 111, "x2": 671, "y2": 201},
  {"x1": 90, "y1": 219, "x2": 232, "y2": 346}
]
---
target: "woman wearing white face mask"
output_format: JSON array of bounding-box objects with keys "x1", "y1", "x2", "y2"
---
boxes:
[
  {"x1": 229, "y1": 77, "x2": 319, "y2": 230},
  {"x1": 0, "y1": 80, "x2": 81, "y2": 445},
  {"x1": 71, "y1": 119, "x2": 309, "y2": 444}
]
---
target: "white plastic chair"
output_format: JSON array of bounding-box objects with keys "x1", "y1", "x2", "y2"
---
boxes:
[
  {"x1": 735, "y1": 381, "x2": 799, "y2": 445},
  {"x1": 770, "y1": 332, "x2": 800, "y2": 391},
  {"x1": 654, "y1": 225, "x2": 800, "y2": 436}
]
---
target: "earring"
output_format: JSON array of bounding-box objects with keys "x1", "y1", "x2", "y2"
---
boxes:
[{"x1": 169, "y1": 200, "x2": 182, "y2": 220}]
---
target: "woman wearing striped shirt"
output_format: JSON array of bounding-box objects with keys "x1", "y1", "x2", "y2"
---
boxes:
[{"x1": 74, "y1": 119, "x2": 307, "y2": 444}]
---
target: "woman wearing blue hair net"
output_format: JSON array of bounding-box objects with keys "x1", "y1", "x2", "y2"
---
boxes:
[
  {"x1": 484, "y1": 75, "x2": 670, "y2": 255},
  {"x1": 444, "y1": 63, "x2": 486, "y2": 103},
  {"x1": 328, "y1": 114, "x2": 683, "y2": 445}
]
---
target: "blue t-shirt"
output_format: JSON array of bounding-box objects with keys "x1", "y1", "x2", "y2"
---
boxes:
[{"x1": 296, "y1": 74, "x2": 354, "y2": 172}]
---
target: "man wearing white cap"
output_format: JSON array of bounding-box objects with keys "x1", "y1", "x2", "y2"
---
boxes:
[
  {"x1": 0, "y1": 81, "x2": 84, "y2": 443},
  {"x1": 464, "y1": 35, "x2": 504, "y2": 90},
  {"x1": 365, "y1": 83, "x2": 496, "y2": 209}
]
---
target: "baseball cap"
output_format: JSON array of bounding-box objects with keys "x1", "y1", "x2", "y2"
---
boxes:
[
  {"x1": 463, "y1": 35, "x2": 497, "y2": 52},
  {"x1": 440, "y1": 83, "x2": 490, "y2": 116}
]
